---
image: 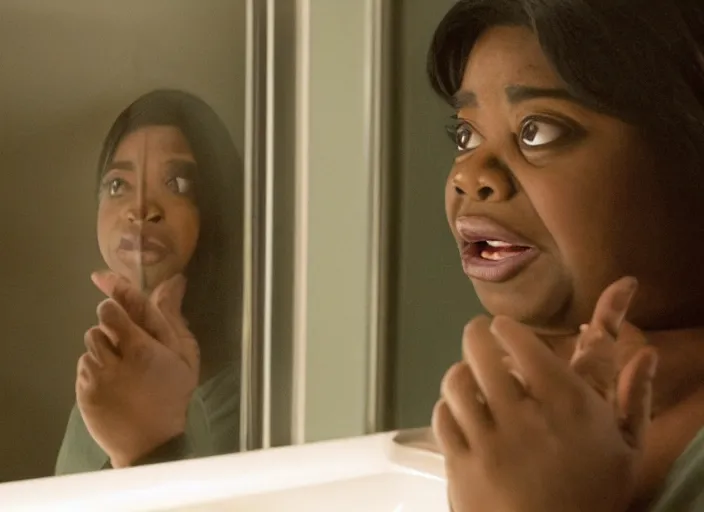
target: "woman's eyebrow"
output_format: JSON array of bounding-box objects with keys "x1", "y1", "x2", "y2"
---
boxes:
[
  {"x1": 452, "y1": 90, "x2": 477, "y2": 109},
  {"x1": 505, "y1": 85, "x2": 577, "y2": 104},
  {"x1": 107, "y1": 160, "x2": 135, "y2": 171},
  {"x1": 167, "y1": 158, "x2": 198, "y2": 176},
  {"x1": 452, "y1": 85, "x2": 579, "y2": 109}
]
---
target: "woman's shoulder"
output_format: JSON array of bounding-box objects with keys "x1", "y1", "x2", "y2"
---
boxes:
[
  {"x1": 649, "y1": 427, "x2": 704, "y2": 512},
  {"x1": 193, "y1": 363, "x2": 239, "y2": 415},
  {"x1": 189, "y1": 364, "x2": 239, "y2": 456}
]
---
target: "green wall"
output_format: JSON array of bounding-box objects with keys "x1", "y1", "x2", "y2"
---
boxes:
[{"x1": 390, "y1": 0, "x2": 485, "y2": 429}]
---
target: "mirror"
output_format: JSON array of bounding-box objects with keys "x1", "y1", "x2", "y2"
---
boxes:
[{"x1": 0, "y1": 0, "x2": 247, "y2": 482}]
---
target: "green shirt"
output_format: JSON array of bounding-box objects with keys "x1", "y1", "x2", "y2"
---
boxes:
[
  {"x1": 649, "y1": 427, "x2": 704, "y2": 511},
  {"x1": 54, "y1": 365, "x2": 239, "y2": 475}
]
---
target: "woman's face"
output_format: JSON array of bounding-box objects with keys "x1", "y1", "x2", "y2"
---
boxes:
[
  {"x1": 97, "y1": 125, "x2": 200, "y2": 292},
  {"x1": 445, "y1": 25, "x2": 700, "y2": 334}
]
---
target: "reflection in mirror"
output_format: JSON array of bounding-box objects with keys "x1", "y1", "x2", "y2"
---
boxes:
[
  {"x1": 55, "y1": 90, "x2": 243, "y2": 475},
  {"x1": 0, "y1": 1, "x2": 248, "y2": 484}
]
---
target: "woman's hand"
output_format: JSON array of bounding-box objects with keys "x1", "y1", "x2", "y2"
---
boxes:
[
  {"x1": 75, "y1": 272, "x2": 199, "y2": 468},
  {"x1": 433, "y1": 278, "x2": 658, "y2": 512}
]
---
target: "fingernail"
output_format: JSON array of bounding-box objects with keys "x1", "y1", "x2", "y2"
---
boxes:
[
  {"x1": 97, "y1": 299, "x2": 119, "y2": 323},
  {"x1": 613, "y1": 277, "x2": 639, "y2": 313}
]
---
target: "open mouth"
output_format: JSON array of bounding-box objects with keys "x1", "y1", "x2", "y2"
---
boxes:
[
  {"x1": 455, "y1": 216, "x2": 541, "y2": 282},
  {"x1": 466, "y1": 240, "x2": 532, "y2": 261},
  {"x1": 460, "y1": 239, "x2": 539, "y2": 282}
]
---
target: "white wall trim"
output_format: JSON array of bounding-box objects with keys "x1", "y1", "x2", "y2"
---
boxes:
[
  {"x1": 288, "y1": 0, "x2": 389, "y2": 443},
  {"x1": 291, "y1": 0, "x2": 312, "y2": 446}
]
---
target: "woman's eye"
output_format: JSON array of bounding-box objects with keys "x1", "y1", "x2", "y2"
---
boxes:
[
  {"x1": 519, "y1": 119, "x2": 567, "y2": 147},
  {"x1": 104, "y1": 178, "x2": 127, "y2": 197},
  {"x1": 167, "y1": 176, "x2": 194, "y2": 195},
  {"x1": 446, "y1": 122, "x2": 482, "y2": 152}
]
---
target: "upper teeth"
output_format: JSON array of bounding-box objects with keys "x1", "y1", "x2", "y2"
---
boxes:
[{"x1": 486, "y1": 240, "x2": 512, "y2": 248}]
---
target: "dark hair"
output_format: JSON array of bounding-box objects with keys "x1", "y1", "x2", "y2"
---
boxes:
[
  {"x1": 427, "y1": 0, "x2": 704, "y2": 180},
  {"x1": 97, "y1": 89, "x2": 242, "y2": 373}
]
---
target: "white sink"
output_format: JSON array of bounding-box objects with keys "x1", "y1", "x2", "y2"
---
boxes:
[
  {"x1": 0, "y1": 430, "x2": 449, "y2": 511},
  {"x1": 169, "y1": 473, "x2": 445, "y2": 512}
]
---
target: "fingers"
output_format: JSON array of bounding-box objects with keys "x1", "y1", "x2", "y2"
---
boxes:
[
  {"x1": 92, "y1": 271, "x2": 147, "y2": 325},
  {"x1": 152, "y1": 274, "x2": 187, "y2": 321},
  {"x1": 93, "y1": 272, "x2": 198, "y2": 369},
  {"x1": 570, "y1": 328, "x2": 617, "y2": 400},
  {"x1": 91, "y1": 270, "x2": 117, "y2": 297},
  {"x1": 84, "y1": 326, "x2": 121, "y2": 365},
  {"x1": 96, "y1": 299, "x2": 147, "y2": 357},
  {"x1": 490, "y1": 315, "x2": 574, "y2": 399},
  {"x1": 432, "y1": 399, "x2": 469, "y2": 454},
  {"x1": 438, "y1": 316, "x2": 533, "y2": 450},
  {"x1": 153, "y1": 275, "x2": 192, "y2": 343},
  {"x1": 76, "y1": 352, "x2": 101, "y2": 395},
  {"x1": 149, "y1": 276, "x2": 186, "y2": 334},
  {"x1": 588, "y1": 277, "x2": 638, "y2": 339},
  {"x1": 151, "y1": 275, "x2": 199, "y2": 368},
  {"x1": 77, "y1": 352, "x2": 100, "y2": 379},
  {"x1": 441, "y1": 361, "x2": 493, "y2": 443},
  {"x1": 93, "y1": 270, "x2": 186, "y2": 345},
  {"x1": 142, "y1": 275, "x2": 189, "y2": 355},
  {"x1": 462, "y1": 317, "x2": 525, "y2": 410},
  {"x1": 570, "y1": 277, "x2": 640, "y2": 401},
  {"x1": 617, "y1": 348, "x2": 658, "y2": 449},
  {"x1": 78, "y1": 328, "x2": 120, "y2": 402}
]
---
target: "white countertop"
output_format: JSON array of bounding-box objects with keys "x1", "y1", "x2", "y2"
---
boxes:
[{"x1": 0, "y1": 432, "x2": 449, "y2": 511}]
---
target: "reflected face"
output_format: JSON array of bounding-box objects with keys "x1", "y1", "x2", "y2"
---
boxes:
[
  {"x1": 445, "y1": 26, "x2": 690, "y2": 332},
  {"x1": 97, "y1": 125, "x2": 200, "y2": 291}
]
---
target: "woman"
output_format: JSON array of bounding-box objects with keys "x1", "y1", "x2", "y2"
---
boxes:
[
  {"x1": 427, "y1": 0, "x2": 704, "y2": 510},
  {"x1": 55, "y1": 89, "x2": 243, "y2": 474}
]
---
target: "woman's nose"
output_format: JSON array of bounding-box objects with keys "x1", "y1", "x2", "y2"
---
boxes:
[
  {"x1": 126, "y1": 201, "x2": 164, "y2": 223},
  {"x1": 451, "y1": 155, "x2": 515, "y2": 202}
]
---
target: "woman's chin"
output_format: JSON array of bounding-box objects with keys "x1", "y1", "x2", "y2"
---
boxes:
[
  {"x1": 472, "y1": 275, "x2": 575, "y2": 331},
  {"x1": 111, "y1": 266, "x2": 173, "y2": 294}
]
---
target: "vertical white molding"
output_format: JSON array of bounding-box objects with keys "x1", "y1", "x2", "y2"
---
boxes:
[
  {"x1": 291, "y1": 0, "x2": 311, "y2": 446},
  {"x1": 288, "y1": 0, "x2": 388, "y2": 443},
  {"x1": 239, "y1": 0, "x2": 256, "y2": 451},
  {"x1": 363, "y1": 0, "x2": 388, "y2": 435},
  {"x1": 260, "y1": 0, "x2": 277, "y2": 450}
]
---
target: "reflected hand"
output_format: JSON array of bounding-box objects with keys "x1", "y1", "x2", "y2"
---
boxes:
[
  {"x1": 76, "y1": 272, "x2": 199, "y2": 468},
  {"x1": 433, "y1": 277, "x2": 658, "y2": 512}
]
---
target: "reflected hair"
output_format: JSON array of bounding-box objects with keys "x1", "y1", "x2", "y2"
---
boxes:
[
  {"x1": 427, "y1": 0, "x2": 704, "y2": 181},
  {"x1": 97, "y1": 89, "x2": 243, "y2": 372}
]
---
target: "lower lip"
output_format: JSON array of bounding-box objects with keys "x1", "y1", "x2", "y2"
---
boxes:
[
  {"x1": 461, "y1": 246, "x2": 540, "y2": 283},
  {"x1": 117, "y1": 248, "x2": 167, "y2": 266}
]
